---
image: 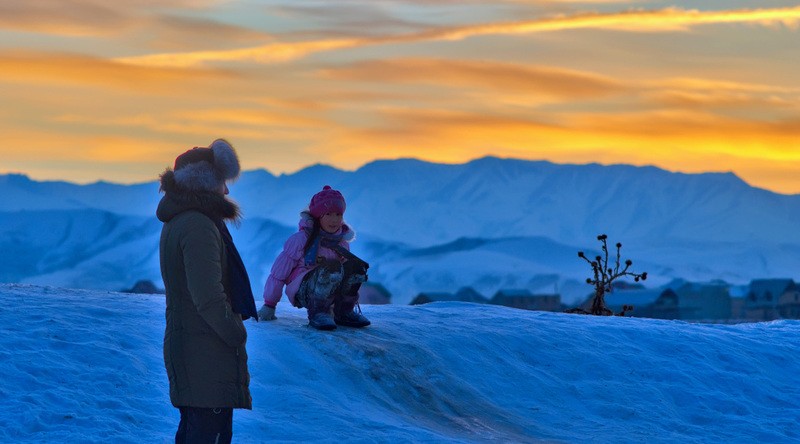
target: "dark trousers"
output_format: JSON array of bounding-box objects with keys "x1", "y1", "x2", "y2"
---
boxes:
[
  {"x1": 296, "y1": 259, "x2": 366, "y2": 318},
  {"x1": 175, "y1": 406, "x2": 233, "y2": 444}
]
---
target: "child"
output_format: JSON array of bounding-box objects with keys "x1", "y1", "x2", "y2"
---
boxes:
[{"x1": 258, "y1": 185, "x2": 371, "y2": 330}]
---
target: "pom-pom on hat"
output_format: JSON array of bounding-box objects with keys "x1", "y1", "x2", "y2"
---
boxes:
[
  {"x1": 172, "y1": 138, "x2": 241, "y2": 192},
  {"x1": 309, "y1": 185, "x2": 346, "y2": 218}
]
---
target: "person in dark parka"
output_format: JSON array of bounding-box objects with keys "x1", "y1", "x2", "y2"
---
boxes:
[{"x1": 157, "y1": 139, "x2": 252, "y2": 444}]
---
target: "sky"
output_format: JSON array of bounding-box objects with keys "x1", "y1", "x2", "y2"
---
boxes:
[
  {"x1": 2, "y1": 283, "x2": 798, "y2": 443},
  {"x1": 0, "y1": 1, "x2": 799, "y2": 193}
]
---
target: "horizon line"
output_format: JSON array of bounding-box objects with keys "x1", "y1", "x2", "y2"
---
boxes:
[{"x1": 0, "y1": 155, "x2": 768, "y2": 194}]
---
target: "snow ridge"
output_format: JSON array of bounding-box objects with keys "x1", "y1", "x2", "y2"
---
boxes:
[{"x1": 2, "y1": 284, "x2": 798, "y2": 443}]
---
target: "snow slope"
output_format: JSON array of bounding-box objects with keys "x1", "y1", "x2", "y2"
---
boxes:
[{"x1": 1, "y1": 284, "x2": 797, "y2": 443}]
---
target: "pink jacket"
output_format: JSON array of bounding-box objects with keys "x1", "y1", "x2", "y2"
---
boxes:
[{"x1": 262, "y1": 215, "x2": 354, "y2": 308}]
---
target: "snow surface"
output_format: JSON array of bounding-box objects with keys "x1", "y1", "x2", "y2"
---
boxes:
[{"x1": 2, "y1": 284, "x2": 798, "y2": 443}]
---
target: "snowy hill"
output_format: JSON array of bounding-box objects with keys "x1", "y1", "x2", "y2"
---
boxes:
[
  {"x1": 2, "y1": 157, "x2": 800, "y2": 303},
  {"x1": 2, "y1": 284, "x2": 798, "y2": 443}
]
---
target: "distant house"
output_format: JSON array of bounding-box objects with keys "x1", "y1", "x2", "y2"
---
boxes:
[
  {"x1": 745, "y1": 279, "x2": 795, "y2": 321},
  {"x1": 409, "y1": 292, "x2": 453, "y2": 305},
  {"x1": 573, "y1": 279, "x2": 800, "y2": 322},
  {"x1": 578, "y1": 287, "x2": 678, "y2": 318},
  {"x1": 491, "y1": 289, "x2": 561, "y2": 312},
  {"x1": 673, "y1": 281, "x2": 731, "y2": 321},
  {"x1": 121, "y1": 280, "x2": 164, "y2": 295},
  {"x1": 728, "y1": 284, "x2": 750, "y2": 320},
  {"x1": 453, "y1": 287, "x2": 489, "y2": 304},
  {"x1": 611, "y1": 281, "x2": 647, "y2": 291},
  {"x1": 610, "y1": 288, "x2": 679, "y2": 319},
  {"x1": 410, "y1": 287, "x2": 488, "y2": 305},
  {"x1": 778, "y1": 287, "x2": 800, "y2": 319},
  {"x1": 577, "y1": 281, "x2": 731, "y2": 321},
  {"x1": 651, "y1": 289, "x2": 680, "y2": 319},
  {"x1": 359, "y1": 282, "x2": 391, "y2": 305}
]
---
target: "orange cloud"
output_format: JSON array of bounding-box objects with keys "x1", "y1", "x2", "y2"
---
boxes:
[
  {"x1": 0, "y1": 1, "x2": 129, "y2": 36},
  {"x1": 647, "y1": 90, "x2": 797, "y2": 112},
  {"x1": 2, "y1": 128, "x2": 167, "y2": 163},
  {"x1": 425, "y1": 6, "x2": 800, "y2": 37},
  {"x1": 116, "y1": 38, "x2": 365, "y2": 68},
  {"x1": 171, "y1": 108, "x2": 327, "y2": 129},
  {"x1": 319, "y1": 59, "x2": 623, "y2": 100},
  {"x1": 0, "y1": 0, "x2": 228, "y2": 36},
  {"x1": 571, "y1": 109, "x2": 798, "y2": 144},
  {"x1": 0, "y1": 50, "x2": 235, "y2": 93},
  {"x1": 115, "y1": 6, "x2": 800, "y2": 67},
  {"x1": 657, "y1": 78, "x2": 800, "y2": 94},
  {"x1": 53, "y1": 107, "x2": 331, "y2": 142},
  {"x1": 642, "y1": 78, "x2": 800, "y2": 113}
]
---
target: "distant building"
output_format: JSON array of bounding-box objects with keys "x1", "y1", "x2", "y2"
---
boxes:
[
  {"x1": 491, "y1": 289, "x2": 561, "y2": 312},
  {"x1": 453, "y1": 287, "x2": 489, "y2": 304},
  {"x1": 673, "y1": 281, "x2": 731, "y2": 321},
  {"x1": 778, "y1": 286, "x2": 800, "y2": 319},
  {"x1": 359, "y1": 282, "x2": 391, "y2": 305},
  {"x1": 577, "y1": 281, "x2": 732, "y2": 321},
  {"x1": 745, "y1": 279, "x2": 795, "y2": 321},
  {"x1": 728, "y1": 284, "x2": 750, "y2": 320},
  {"x1": 612, "y1": 288, "x2": 679, "y2": 319},
  {"x1": 577, "y1": 287, "x2": 678, "y2": 319},
  {"x1": 410, "y1": 287, "x2": 488, "y2": 305},
  {"x1": 121, "y1": 279, "x2": 164, "y2": 295},
  {"x1": 571, "y1": 278, "x2": 800, "y2": 322},
  {"x1": 410, "y1": 292, "x2": 453, "y2": 305},
  {"x1": 611, "y1": 281, "x2": 646, "y2": 291}
]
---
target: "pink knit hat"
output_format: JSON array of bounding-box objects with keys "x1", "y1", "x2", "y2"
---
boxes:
[{"x1": 309, "y1": 185, "x2": 346, "y2": 218}]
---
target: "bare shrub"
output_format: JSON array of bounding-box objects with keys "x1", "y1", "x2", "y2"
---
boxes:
[{"x1": 566, "y1": 234, "x2": 647, "y2": 316}]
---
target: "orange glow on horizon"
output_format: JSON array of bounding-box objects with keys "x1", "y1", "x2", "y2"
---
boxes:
[{"x1": 0, "y1": 2, "x2": 797, "y2": 194}]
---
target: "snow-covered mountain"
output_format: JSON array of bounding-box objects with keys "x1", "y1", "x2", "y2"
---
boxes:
[
  {"x1": 2, "y1": 157, "x2": 800, "y2": 304},
  {"x1": 3, "y1": 284, "x2": 799, "y2": 443},
  {"x1": 7, "y1": 157, "x2": 800, "y2": 247}
]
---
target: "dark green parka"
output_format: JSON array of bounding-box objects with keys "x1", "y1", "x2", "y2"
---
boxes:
[{"x1": 157, "y1": 171, "x2": 251, "y2": 409}]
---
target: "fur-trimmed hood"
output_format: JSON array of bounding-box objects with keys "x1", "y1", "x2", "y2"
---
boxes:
[{"x1": 157, "y1": 170, "x2": 241, "y2": 223}]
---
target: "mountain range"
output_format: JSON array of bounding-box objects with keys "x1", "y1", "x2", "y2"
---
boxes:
[{"x1": 2, "y1": 157, "x2": 799, "y2": 304}]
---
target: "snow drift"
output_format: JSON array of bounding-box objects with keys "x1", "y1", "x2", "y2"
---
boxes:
[{"x1": 1, "y1": 284, "x2": 797, "y2": 443}]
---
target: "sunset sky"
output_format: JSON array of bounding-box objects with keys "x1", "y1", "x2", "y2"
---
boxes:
[{"x1": 1, "y1": 0, "x2": 799, "y2": 193}]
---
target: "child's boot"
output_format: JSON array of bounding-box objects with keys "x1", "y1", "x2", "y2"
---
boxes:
[
  {"x1": 308, "y1": 311, "x2": 337, "y2": 330},
  {"x1": 334, "y1": 309, "x2": 370, "y2": 328},
  {"x1": 333, "y1": 266, "x2": 370, "y2": 327},
  {"x1": 306, "y1": 260, "x2": 342, "y2": 330},
  {"x1": 334, "y1": 290, "x2": 371, "y2": 328}
]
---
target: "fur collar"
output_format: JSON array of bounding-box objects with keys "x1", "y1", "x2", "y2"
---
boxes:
[{"x1": 157, "y1": 169, "x2": 241, "y2": 223}]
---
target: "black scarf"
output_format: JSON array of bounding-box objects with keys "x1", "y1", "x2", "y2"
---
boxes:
[{"x1": 215, "y1": 219, "x2": 258, "y2": 321}]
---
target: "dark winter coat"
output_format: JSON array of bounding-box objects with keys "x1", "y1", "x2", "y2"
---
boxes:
[{"x1": 157, "y1": 171, "x2": 251, "y2": 409}]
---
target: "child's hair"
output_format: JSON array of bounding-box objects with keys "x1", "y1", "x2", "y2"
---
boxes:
[{"x1": 302, "y1": 215, "x2": 320, "y2": 258}]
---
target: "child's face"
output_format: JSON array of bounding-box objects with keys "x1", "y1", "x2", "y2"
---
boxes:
[{"x1": 320, "y1": 212, "x2": 343, "y2": 234}]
